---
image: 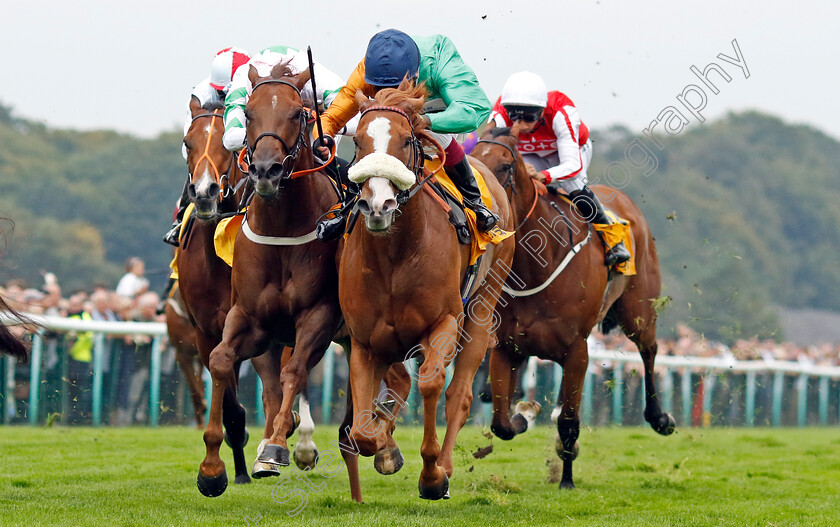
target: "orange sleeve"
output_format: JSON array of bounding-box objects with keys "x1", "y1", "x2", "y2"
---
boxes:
[{"x1": 318, "y1": 58, "x2": 376, "y2": 138}]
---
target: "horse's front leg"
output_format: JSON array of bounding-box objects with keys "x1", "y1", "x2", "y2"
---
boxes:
[
  {"x1": 259, "y1": 308, "x2": 329, "y2": 468},
  {"x1": 417, "y1": 316, "x2": 458, "y2": 500},
  {"x1": 197, "y1": 305, "x2": 256, "y2": 497},
  {"x1": 250, "y1": 346, "x2": 285, "y2": 478},
  {"x1": 293, "y1": 381, "x2": 319, "y2": 470}
]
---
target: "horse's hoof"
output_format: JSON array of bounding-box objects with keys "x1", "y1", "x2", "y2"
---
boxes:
[
  {"x1": 252, "y1": 460, "x2": 281, "y2": 479},
  {"x1": 294, "y1": 447, "x2": 319, "y2": 471},
  {"x1": 555, "y1": 436, "x2": 580, "y2": 460},
  {"x1": 418, "y1": 474, "x2": 449, "y2": 501},
  {"x1": 224, "y1": 427, "x2": 250, "y2": 449},
  {"x1": 197, "y1": 470, "x2": 228, "y2": 497},
  {"x1": 374, "y1": 447, "x2": 404, "y2": 475},
  {"x1": 559, "y1": 479, "x2": 576, "y2": 490},
  {"x1": 652, "y1": 413, "x2": 677, "y2": 436},
  {"x1": 514, "y1": 400, "x2": 542, "y2": 424},
  {"x1": 234, "y1": 473, "x2": 251, "y2": 485},
  {"x1": 259, "y1": 444, "x2": 290, "y2": 467}
]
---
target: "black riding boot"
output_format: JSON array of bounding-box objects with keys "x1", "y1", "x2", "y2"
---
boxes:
[
  {"x1": 156, "y1": 277, "x2": 177, "y2": 315},
  {"x1": 163, "y1": 179, "x2": 191, "y2": 247},
  {"x1": 445, "y1": 157, "x2": 499, "y2": 232},
  {"x1": 568, "y1": 186, "x2": 631, "y2": 267},
  {"x1": 315, "y1": 158, "x2": 356, "y2": 242}
]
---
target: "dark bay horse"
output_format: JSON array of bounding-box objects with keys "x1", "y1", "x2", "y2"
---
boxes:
[
  {"x1": 196, "y1": 63, "x2": 352, "y2": 498},
  {"x1": 163, "y1": 286, "x2": 205, "y2": 427},
  {"x1": 471, "y1": 128, "x2": 675, "y2": 489},
  {"x1": 177, "y1": 97, "x2": 291, "y2": 488},
  {"x1": 0, "y1": 295, "x2": 28, "y2": 361},
  {"x1": 0, "y1": 218, "x2": 28, "y2": 361},
  {"x1": 339, "y1": 81, "x2": 516, "y2": 500}
]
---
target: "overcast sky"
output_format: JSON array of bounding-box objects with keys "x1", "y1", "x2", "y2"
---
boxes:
[{"x1": 2, "y1": 0, "x2": 837, "y2": 141}]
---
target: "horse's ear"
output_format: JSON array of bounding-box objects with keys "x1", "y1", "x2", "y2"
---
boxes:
[
  {"x1": 189, "y1": 95, "x2": 202, "y2": 114},
  {"x1": 293, "y1": 69, "x2": 311, "y2": 91},
  {"x1": 483, "y1": 121, "x2": 496, "y2": 136},
  {"x1": 248, "y1": 64, "x2": 260, "y2": 85},
  {"x1": 355, "y1": 89, "x2": 372, "y2": 112}
]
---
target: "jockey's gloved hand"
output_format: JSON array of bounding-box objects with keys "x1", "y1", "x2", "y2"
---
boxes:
[
  {"x1": 545, "y1": 182, "x2": 562, "y2": 196},
  {"x1": 313, "y1": 135, "x2": 335, "y2": 161}
]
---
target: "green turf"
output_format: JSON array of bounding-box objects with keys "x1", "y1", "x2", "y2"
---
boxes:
[{"x1": 0, "y1": 424, "x2": 838, "y2": 526}]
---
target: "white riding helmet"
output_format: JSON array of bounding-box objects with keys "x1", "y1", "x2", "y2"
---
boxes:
[
  {"x1": 500, "y1": 71, "x2": 548, "y2": 108},
  {"x1": 209, "y1": 47, "x2": 251, "y2": 91}
]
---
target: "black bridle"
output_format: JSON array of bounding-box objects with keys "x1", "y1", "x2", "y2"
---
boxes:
[
  {"x1": 475, "y1": 138, "x2": 518, "y2": 193},
  {"x1": 243, "y1": 79, "x2": 308, "y2": 179}
]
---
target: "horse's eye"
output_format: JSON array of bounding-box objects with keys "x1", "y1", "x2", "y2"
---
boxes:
[
  {"x1": 243, "y1": 110, "x2": 252, "y2": 121},
  {"x1": 183, "y1": 141, "x2": 192, "y2": 151},
  {"x1": 404, "y1": 138, "x2": 412, "y2": 148},
  {"x1": 499, "y1": 164, "x2": 512, "y2": 173}
]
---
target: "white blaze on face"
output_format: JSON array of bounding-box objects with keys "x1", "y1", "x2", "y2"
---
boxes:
[
  {"x1": 366, "y1": 176, "x2": 397, "y2": 216},
  {"x1": 366, "y1": 116, "x2": 392, "y2": 154},
  {"x1": 272, "y1": 94, "x2": 278, "y2": 109},
  {"x1": 195, "y1": 169, "x2": 215, "y2": 198}
]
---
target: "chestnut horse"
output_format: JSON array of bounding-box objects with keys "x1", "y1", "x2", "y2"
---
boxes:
[
  {"x1": 339, "y1": 81, "x2": 516, "y2": 500},
  {"x1": 196, "y1": 63, "x2": 359, "y2": 498},
  {"x1": 471, "y1": 127, "x2": 675, "y2": 489},
  {"x1": 178, "y1": 98, "x2": 300, "y2": 489}
]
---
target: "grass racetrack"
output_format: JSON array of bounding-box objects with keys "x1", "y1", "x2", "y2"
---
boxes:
[{"x1": 1, "y1": 425, "x2": 838, "y2": 526}]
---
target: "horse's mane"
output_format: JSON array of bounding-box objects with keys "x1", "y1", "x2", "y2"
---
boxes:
[
  {"x1": 371, "y1": 78, "x2": 429, "y2": 132},
  {"x1": 490, "y1": 126, "x2": 514, "y2": 139},
  {"x1": 203, "y1": 100, "x2": 224, "y2": 112},
  {"x1": 0, "y1": 216, "x2": 29, "y2": 362}
]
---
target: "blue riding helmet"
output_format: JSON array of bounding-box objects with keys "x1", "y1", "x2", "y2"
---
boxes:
[{"x1": 363, "y1": 29, "x2": 420, "y2": 87}]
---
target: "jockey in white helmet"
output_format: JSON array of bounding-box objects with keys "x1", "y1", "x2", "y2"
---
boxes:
[
  {"x1": 490, "y1": 71, "x2": 630, "y2": 267},
  {"x1": 164, "y1": 47, "x2": 251, "y2": 247}
]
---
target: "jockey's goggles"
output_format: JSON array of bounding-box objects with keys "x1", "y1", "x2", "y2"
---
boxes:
[{"x1": 504, "y1": 105, "x2": 543, "y2": 123}]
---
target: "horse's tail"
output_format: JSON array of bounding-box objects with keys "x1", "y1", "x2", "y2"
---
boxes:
[{"x1": 0, "y1": 295, "x2": 29, "y2": 362}]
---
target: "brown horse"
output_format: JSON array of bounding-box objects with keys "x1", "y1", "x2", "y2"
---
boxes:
[
  {"x1": 196, "y1": 63, "x2": 349, "y2": 498},
  {"x1": 0, "y1": 218, "x2": 28, "y2": 362},
  {"x1": 471, "y1": 127, "x2": 675, "y2": 489},
  {"x1": 163, "y1": 284, "x2": 206, "y2": 428},
  {"x1": 339, "y1": 81, "x2": 516, "y2": 500},
  {"x1": 177, "y1": 97, "x2": 290, "y2": 488},
  {"x1": 0, "y1": 294, "x2": 28, "y2": 361}
]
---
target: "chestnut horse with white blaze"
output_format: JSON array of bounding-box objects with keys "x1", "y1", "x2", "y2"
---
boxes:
[
  {"x1": 195, "y1": 63, "x2": 409, "y2": 501},
  {"x1": 339, "y1": 81, "x2": 515, "y2": 500},
  {"x1": 471, "y1": 127, "x2": 675, "y2": 490}
]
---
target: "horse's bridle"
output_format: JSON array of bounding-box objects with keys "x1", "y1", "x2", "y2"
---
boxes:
[
  {"x1": 475, "y1": 138, "x2": 518, "y2": 193},
  {"x1": 243, "y1": 79, "x2": 308, "y2": 180},
  {"x1": 187, "y1": 110, "x2": 239, "y2": 201}
]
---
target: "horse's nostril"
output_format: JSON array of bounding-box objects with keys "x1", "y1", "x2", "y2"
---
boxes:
[
  {"x1": 358, "y1": 200, "x2": 371, "y2": 215},
  {"x1": 187, "y1": 184, "x2": 197, "y2": 200},
  {"x1": 208, "y1": 183, "x2": 221, "y2": 198},
  {"x1": 382, "y1": 199, "x2": 398, "y2": 214}
]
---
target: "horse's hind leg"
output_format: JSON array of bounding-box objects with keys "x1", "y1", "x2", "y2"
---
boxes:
[
  {"x1": 556, "y1": 340, "x2": 588, "y2": 490},
  {"x1": 489, "y1": 348, "x2": 527, "y2": 440},
  {"x1": 293, "y1": 382, "x2": 318, "y2": 470},
  {"x1": 614, "y1": 296, "x2": 676, "y2": 436},
  {"x1": 372, "y1": 362, "x2": 411, "y2": 476},
  {"x1": 174, "y1": 346, "x2": 206, "y2": 428}
]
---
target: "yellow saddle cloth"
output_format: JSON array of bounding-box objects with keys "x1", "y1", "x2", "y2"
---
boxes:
[
  {"x1": 168, "y1": 203, "x2": 195, "y2": 280},
  {"x1": 169, "y1": 202, "x2": 242, "y2": 279},
  {"x1": 593, "y1": 210, "x2": 636, "y2": 276},
  {"x1": 425, "y1": 157, "x2": 514, "y2": 265}
]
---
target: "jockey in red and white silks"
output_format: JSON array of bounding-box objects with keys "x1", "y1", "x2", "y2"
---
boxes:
[
  {"x1": 489, "y1": 72, "x2": 591, "y2": 193},
  {"x1": 490, "y1": 71, "x2": 630, "y2": 267}
]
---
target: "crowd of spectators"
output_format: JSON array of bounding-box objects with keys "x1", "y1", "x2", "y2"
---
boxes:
[
  {"x1": 3, "y1": 262, "x2": 840, "y2": 428},
  {"x1": 1, "y1": 257, "x2": 167, "y2": 425}
]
